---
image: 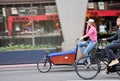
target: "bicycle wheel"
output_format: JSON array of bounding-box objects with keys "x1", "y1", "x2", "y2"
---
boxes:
[
  {"x1": 93, "y1": 50, "x2": 108, "y2": 70},
  {"x1": 116, "y1": 64, "x2": 120, "y2": 76},
  {"x1": 75, "y1": 56, "x2": 101, "y2": 80},
  {"x1": 93, "y1": 57, "x2": 108, "y2": 70},
  {"x1": 99, "y1": 52, "x2": 109, "y2": 70},
  {"x1": 99, "y1": 60, "x2": 108, "y2": 70},
  {"x1": 37, "y1": 58, "x2": 51, "y2": 73}
]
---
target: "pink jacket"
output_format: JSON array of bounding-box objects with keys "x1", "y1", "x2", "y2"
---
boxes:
[{"x1": 86, "y1": 26, "x2": 97, "y2": 41}]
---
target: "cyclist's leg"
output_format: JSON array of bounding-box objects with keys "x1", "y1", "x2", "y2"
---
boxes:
[
  {"x1": 83, "y1": 41, "x2": 97, "y2": 66},
  {"x1": 77, "y1": 41, "x2": 88, "y2": 61},
  {"x1": 78, "y1": 41, "x2": 88, "y2": 53},
  {"x1": 105, "y1": 43, "x2": 119, "y2": 66},
  {"x1": 103, "y1": 43, "x2": 120, "y2": 74},
  {"x1": 84, "y1": 41, "x2": 96, "y2": 56}
]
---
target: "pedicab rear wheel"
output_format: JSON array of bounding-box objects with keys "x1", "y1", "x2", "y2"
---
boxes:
[
  {"x1": 37, "y1": 58, "x2": 51, "y2": 73},
  {"x1": 75, "y1": 56, "x2": 101, "y2": 80}
]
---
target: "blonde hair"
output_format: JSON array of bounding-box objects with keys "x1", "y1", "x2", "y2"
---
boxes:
[{"x1": 89, "y1": 22, "x2": 97, "y2": 28}]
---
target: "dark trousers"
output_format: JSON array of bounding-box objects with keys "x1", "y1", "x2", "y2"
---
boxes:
[{"x1": 105, "y1": 43, "x2": 120, "y2": 61}]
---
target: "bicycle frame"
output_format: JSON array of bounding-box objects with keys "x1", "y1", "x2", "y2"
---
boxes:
[{"x1": 92, "y1": 39, "x2": 120, "y2": 75}]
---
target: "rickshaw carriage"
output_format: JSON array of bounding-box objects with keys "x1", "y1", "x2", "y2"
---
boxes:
[
  {"x1": 37, "y1": 48, "x2": 77, "y2": 73},
  {"x1": 47, "y1": 48, "x2": 77, "y2": 65}
]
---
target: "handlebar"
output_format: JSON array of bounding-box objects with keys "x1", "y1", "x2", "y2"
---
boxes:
[
  {"x1": 75, "y1": 38, "x2": 80, "y2": 45},
  {"x1": 97, "y1": 39, "x2": 107, "y2": 43}
]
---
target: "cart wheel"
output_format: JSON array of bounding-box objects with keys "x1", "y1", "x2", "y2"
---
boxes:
[
  {"x1": 75, "y1": 56, "x2": 101, "y2": 80},
  {"x1": 37, "y1": 58, "x2": 51, "y2": 73}
]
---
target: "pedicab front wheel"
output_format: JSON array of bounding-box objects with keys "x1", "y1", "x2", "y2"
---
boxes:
[
  {"x1": 37, "y1": 58, "x2": 51, "y2": 73},
  {"x1": 74, "y1": 56, "x2": 101, "y2": 80}
]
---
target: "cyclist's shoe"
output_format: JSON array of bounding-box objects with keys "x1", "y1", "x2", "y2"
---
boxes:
[
  {"x1": 109, "y1": 59, "x2": 119, "y2": 66},
  {"x1": 102, "y1": 68, "x2": 109, "y2": 74}
]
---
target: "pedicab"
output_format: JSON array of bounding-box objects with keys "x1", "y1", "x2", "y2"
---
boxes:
[
  {"x1": 37, "y1": 42, "x2": 79, "y2": 73},
  {"x1": 37, "y1": 39, "x2": 106, "y2": 73}
]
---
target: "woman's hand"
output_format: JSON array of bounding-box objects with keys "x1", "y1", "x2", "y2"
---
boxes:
[
  {"x1": 102, "y1": 38, "x2": 107, "y2": 41},
  {"x1": 87, "y1": 23, "x2": 90, "y2": 29},
  {"x1": 79, "y1": 35, "x2": 88, "y2": 41},
  {"x1": 79, "y1": 37, "x2": 83, "y2": 41}
]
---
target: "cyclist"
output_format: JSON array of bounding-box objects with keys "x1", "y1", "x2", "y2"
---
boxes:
[
  {"x1": 78, "y1": 19, "x2": 97, "y2": 67},
  {"x1": 102, "y1": 16, "x2": 120, "y2": 73}
]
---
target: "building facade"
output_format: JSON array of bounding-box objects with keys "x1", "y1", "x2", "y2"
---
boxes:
[
  {"x1": 0, "y1": 0, "x2": 63, "y2": 47},
  {"x1": 0, "y1": 0, "x2": 120, "y2": 47},
  {"x1": 0, "y1": 0, "x2": 60, "y2": 36},
  {"x1": 87, "y1": 0, "x2": 120, "y2": 36},
  {"x1": 0, "y1": 0, "x2": 120, "y2": 36}
]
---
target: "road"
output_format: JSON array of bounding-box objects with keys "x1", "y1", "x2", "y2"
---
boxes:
[{"x1": 0, "y1": 64, "x2": 120, "y2": 81}]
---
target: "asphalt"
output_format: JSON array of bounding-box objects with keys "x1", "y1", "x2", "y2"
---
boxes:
[{"x1": 0, "y1": 64, "x2": 37, "y2": 69}]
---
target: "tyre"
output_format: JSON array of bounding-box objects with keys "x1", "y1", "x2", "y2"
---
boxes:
[
  {"x1": 93, "y1": 58, "x2": 108, "y2": 71},
  {"x1": 99, "y1": 60, "x2": 108, "y2": 70},
  {"x1": 116, "y1": 64, "x2": 120, "y2": 76},
  {"x1": 75, "y1": 56, "x2": 101, "y2": 80},
  {"x1": 91, "y1": 49, "x2": 108, "y2": 71},
  {"x1": 37, "y1": 58, "x2": 51, "y2": 73},
  {"x1": 99, "y1": 53, "x2": 109, "y2": 70}
]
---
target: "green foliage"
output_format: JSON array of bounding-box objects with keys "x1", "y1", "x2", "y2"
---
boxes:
[
  {"x1": 0, "y1": 44, "x2": 52, "y2": 52},
  {"x1": 0, "y1": 47, "x2": 8, "y2": 51}
]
